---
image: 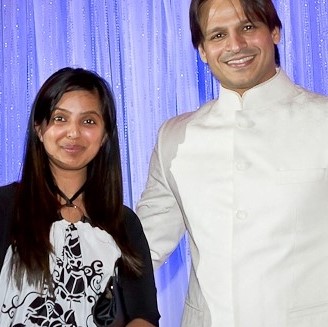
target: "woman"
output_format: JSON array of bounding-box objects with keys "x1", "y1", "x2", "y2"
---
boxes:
[{"x1": 0, "y1": 67, "x2": 160, "y2": 326}]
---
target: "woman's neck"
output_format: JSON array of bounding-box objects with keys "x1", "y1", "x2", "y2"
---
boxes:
[
  {"x1": 53, "y1": 170, "x2": 88, "y2": 223},
  {"x1": 52, "y1": 168, "x2": 87, "y2": 199}
]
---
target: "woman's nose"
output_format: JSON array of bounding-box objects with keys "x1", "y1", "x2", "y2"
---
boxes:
[{"x1": 66, "y1": 122, "x2": 80, "y2": 139}]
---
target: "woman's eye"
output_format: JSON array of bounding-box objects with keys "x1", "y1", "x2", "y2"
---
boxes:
[
  {"x1": 53, "y1": 116, "x2": 66, "y2": 122},
  {"x1": 84, "y1": 118, "x2": 96, "y2": 124}
]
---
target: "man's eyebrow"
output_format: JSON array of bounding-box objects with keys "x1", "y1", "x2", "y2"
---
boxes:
[
  {"x1": 206, "y1": 26, "x2": 225, "y2": 34},
  {"x1": 205, "y1": 18, "x2": 254, "y2": 35}
]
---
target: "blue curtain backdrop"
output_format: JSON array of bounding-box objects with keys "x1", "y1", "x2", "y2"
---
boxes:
[{"x1": 0, "y1": 1, "x2": 327, "y2": 326}]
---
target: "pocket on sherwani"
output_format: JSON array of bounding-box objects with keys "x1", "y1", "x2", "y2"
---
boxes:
[{"x1": 287, "y1": 302, "x2": 328, "y2": 327}]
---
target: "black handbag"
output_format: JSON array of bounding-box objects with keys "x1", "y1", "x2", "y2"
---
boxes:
[{"x1": 92, "y1": 259, "x2": 126, "y2": 327}]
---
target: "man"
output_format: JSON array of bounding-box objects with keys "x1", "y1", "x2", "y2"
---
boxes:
[{"x1": 137, "y1": 0, "x2": 328, "y2": 326}]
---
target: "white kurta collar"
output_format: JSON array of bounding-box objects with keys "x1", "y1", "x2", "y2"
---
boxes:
[{"x1": 215, "y1": 69, "x2": 299, "y2": 112}]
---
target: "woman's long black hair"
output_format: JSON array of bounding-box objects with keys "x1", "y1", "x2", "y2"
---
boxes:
[{"x1": 11, "y1": 67, "x2": 141, "y2": 287}]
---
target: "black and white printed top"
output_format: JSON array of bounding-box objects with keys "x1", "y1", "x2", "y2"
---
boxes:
[{"x1": 0, "y1": 183, "x2": 160, "y2": 327}]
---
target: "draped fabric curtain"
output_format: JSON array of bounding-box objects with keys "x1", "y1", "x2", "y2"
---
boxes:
[{"x1": 0, "y1": 1, "x2": 327, "y2": 326}]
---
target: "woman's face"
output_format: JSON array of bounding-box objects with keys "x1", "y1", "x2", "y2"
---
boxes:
[{"x1": 36, "y1": 89, "x2": 107, "y2": 176}]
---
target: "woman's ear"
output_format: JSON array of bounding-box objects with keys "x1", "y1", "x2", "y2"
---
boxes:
[
  {"x1": 35, "y1": 124, "x2": 43, "y2": 142},
  {"x1": 101, "y1": 133, "x2": 108, "y2": 146}
]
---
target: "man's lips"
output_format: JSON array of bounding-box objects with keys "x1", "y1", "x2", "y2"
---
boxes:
[{"x1": 226, "y1": 55, "x2": 255, "y2": 66}]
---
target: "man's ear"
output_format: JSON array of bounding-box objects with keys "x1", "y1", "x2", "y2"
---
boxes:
[
  {"x1": 198, "y1": 44, "x2": 208, "y2": 63},
  {"x1": 35, "y1": 124, "x2": 43, "y2": 142},
  {"x1": 272, "y1": 26, "x2": 281, "y2": 45}
]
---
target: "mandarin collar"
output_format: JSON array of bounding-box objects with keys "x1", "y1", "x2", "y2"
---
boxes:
[{"x1": 213, "y1": 69, "x2": 299, "y2": 112}]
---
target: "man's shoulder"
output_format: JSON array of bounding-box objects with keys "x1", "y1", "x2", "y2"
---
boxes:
[
  {"x1": 285, "y1": 86, "x2": 328, "y2": 117},
  {"x1": 160, "y1": 99, "x2": 217, "y2": 133},
  {"x1": 299, "y1": 87, "x2": 328, "y2": 104}
]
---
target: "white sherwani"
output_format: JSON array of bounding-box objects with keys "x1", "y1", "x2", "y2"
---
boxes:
[{"x1": 137, "y1": 69, "x2": 328, "y2": 326}]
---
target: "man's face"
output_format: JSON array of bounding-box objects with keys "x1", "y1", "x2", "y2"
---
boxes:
[{"x1": 198, "y1": 0, "x2": 280, "y2": 95}]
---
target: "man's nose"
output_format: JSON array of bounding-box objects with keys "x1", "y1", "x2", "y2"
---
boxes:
[{"x1": 226, "y1": 33, "x2": 247, "y2": 53}]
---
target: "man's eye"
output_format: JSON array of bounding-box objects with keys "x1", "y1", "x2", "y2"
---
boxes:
[
  {"x1": 211, "y1": 32, "x2": 225, "y2": 40},
  {"x1": 244, "y1": 24, "x2": 255, "y2": 31}
]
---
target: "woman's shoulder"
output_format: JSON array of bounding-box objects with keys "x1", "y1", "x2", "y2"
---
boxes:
[
  {"x1": 122, "y1": 205, "x2": 138, "y2": 220},
  {"x1": 0, "y1": 182, "x2": 18, "y2": 232},
  {"x1": 122, "y1": 206, "x2": 142, "y2": 229},
  {"x1": 122, "y1": 205, "x2": 145, "y2": 242},
  {"x1": 0, "y1": 181, "x2": 18, "y2": 193},
  {"x1": 0, "y1": 182, "x2": 18, "y2": 204},
  {"x1": 0, "y1": 182, "x2": 18, "y2": 271}
]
